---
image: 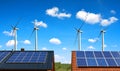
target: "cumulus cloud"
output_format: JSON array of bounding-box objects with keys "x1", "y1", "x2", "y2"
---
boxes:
[
  {"x1": 88, "y1": 38, "x2": 98, "y2": 43},
  {"x1": 23, "y1": 40, "x2": 31, "y2": 44},
  {"x1": 34, "y1": 20, "x2": 47, "y2": 28},
  {"x1": 110, "y1": 10, "x2": 116, "y2": 14},
  {"x1": 101, "y1": 17, "x2": 118, "y2": 26},
  {"x1": 49, "y1": 38, "x2": 61, "y2": 45},
  {"x1": 6, "y1": 40, "x2": 17, "y2": 47},
  {"x1": 76, "y1": 9, "x2": 118, "y2": 26},
  {"x1": 76, "y1": 10, "x2": 101, "y2": 24},
  {"x1": 46, "y1": 7, "x2": 71, "y2": 19},
  {"x1": 88, "y1": 46, "x2": 95, "y2": 50},
  {"x1": 3, "y1": 30, "x2": 14, "y2": 36},
  {"x1": 62, "y1": 47, "x2": 67, "y2": 51}
]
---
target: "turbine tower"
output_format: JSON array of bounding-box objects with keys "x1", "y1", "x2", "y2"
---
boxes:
[
  {"x1": 12, "y1": 26, "x2": 18, "y2": 51},
  {"x1": 74, "y1": 14, "x2": 88, "y2": 51},
  {"x1": 101, "y1": 30, "x2": 106, "y2": 51},
  {"x1": 34, "y1": 20, "x2": 39, "y2": 51},
  {"x1": 75, "y1": 28, "x2": 82, "y2": 51},
  {"x1": 11, "y1": 18, "x2": 21, "y2": 51}
]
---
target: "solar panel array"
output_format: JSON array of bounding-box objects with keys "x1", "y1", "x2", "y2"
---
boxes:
[
  {"x1": 76, "y1": 51, "x2": 120, "y2": 67},
  {"x1": 0, "y1": 51, "x2": 11, "y2": 63},
  {"x1": 6, "y1": 52, "x2": 48, "y2": 63}
]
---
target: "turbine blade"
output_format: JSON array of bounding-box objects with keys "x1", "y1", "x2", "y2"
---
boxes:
[
  {"x1": 74, "y1": 27, "x2": 78, "y2": 31},
  {"x1": 79, "y1": 14, "x2": 88, "y2": 29},
  {"x1": 11, "y1": 25, "x2": 14, "y2": 29},
  {"x1": 29, "y1": 29, "x2": 35, "y2": 39},
  {"x1": 15, "y1": 18, "x2": 22, "y2": 27},
  {"x1": 98, "y1": 31, "x2": 102, "y2": 38}
]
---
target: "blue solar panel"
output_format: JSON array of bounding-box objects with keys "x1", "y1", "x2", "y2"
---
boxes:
[
  {"x1": 94, "y1": 51, "x2": 104, "y2": 58},
  {"x1": 86, "y1": 51, "x2": 94, "y2": 58},
  {"x1": 96, "y1": 59, "x2": 107, "y2": 66},
  {"x1": 76, "y1": 51, "x2": 85, "y2": 58},
  {"x1": 76, "y1": 51, "x2": 120, "y2": 67},
  {"x1": 103, "y1": 52, "x2": 112, "y2": 58},
  {"x1": 106, "y1": 59, "x2": 117, "y2": 66},
  {"x1": 6, "y1": 52, "x2": 48, "y2": 63},
  {"x1": 77, "y1": 59, "x2": 87, "y2": 66},
  {"x1": 87, "y1": 58, "x2": 97, "y2": 66},
  {"x1": 115, "y1": 59, "x2": 120, "y2": 66},
  {"x1": 0, "y1": 52, "x2": 11, "y2": 63},
  {"x1": 111, "y1": 52, "x2": 120, "y2": 58}
]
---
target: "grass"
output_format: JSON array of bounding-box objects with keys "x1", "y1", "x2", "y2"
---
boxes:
[{"x1": 55, "y1": 62, "x2": 71, "y2": 71}]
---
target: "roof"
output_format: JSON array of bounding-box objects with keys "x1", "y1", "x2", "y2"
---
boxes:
[
  {"x1": 0, "y1": 51, "x2": 54, "y2": 70},
  {"x1": 75, "y1": 51, "x2": 120, "y2": 67}
]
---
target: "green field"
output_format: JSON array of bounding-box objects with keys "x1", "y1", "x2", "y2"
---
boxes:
[{"x1": 55, "y1": 62, "x2": 71, "y2": 71}]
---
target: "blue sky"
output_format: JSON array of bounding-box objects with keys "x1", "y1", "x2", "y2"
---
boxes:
[{"x1": 0, "y1": 0, "x2": 120, "y2": 63}]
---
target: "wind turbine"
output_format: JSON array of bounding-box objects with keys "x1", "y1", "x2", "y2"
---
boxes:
[
  {"x1": 98, "y1": 29, "x2": 106, "y2": 51},
  {"x1": 11, "y1": 18, "x2": 21, "y2": 51},
  {"x1": 12, "y1": 26, "x2": 18, "y2": 51},
  {"x1": 74, "y1": 28, "x2": 82, "y2": 51},
  {"x1": 74, "y1": 14, "x2": 88, "y2": 51},
  {"x1": 31, "y1": 19, "x2": 39, "y2": 51}
]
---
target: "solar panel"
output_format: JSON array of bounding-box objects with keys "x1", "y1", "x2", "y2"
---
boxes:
[
  {"x1": 76, "y1": 51, "x2": 120, "y2": 67},
  {"x1": 0, "y1": 52, "x2": 11, "y2": 63},
  {"x1": 6, "y1": 52, "x2": 48, "y2": 63},
  {"x1": 87, "y1": 58, "x2": 97, "y2": 66},
  {"x1": 77, "y1": 59, "x2": 87, "y2": 66}
]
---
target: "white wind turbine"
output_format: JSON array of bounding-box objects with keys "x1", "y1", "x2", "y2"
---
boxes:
[
  {"x1": 11, "y1": 19, "x2": 21, "y2": 51},
  {"x1": 31, "y1": 19, "x2": 39, "y2": 51},
  {"x1": 74, "y1": 14, "x2": 88, "y2": 51}
]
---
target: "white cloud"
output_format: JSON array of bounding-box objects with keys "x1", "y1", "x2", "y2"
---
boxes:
[
  {"x1": 3, "y1": 30, "x2": 14, "y2": 36},
  {"x1": 23, "y1": 40, "x2": 31, "y2": 44},
  {"x1": 34, "y1": 20, "x2": 47, "y2": 28},
  {"x1": 46, "y1": 7, "x2": 71, "y2": 19},
  {"x1": 49, "y1": 38, "x2": 61, "y2": 45},
  {"x1": 110, "y1": 10, "x2": 116, "y2": 14},
  {"x1": 76, "y1": 9, "x2": 118, "y2": 26},
  {"x1": 88, "y1": 38, "x2": 98, "y2": 43},
  {"x1": 6, "y1": 40, "x2": 17, "y2": 47},
  {"x1": 88, "y1": 46, "x2": 95, "y2": 50},
  {"x1": 62, "y1": 47, "x2": 67, "y2": 51},
  {"x1": 76, "y1": 10, "x2": 101, "y2": 24},
  {"x1": 42, "y1": 47, "x2": 48, "y2": 50},
  {"x1": 101, "y1": 17, "x2": 118, "y2": 26}
]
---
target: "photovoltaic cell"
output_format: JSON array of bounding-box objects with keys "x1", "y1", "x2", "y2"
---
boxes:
[
  {"x1": 87, "y1": 58, "x2": 97, "y2": 66},
  {"x1": 94, "y1": 51, "x2": 103, "y2": 58},
  {"x1": 6, "y1": 52, "x2": 48, "y2": 63},
  {"x1": 77, "y1": 59, "x2": 87, "y2": 66},
  {"x1": 106, "y1": 59, "x2": 117, "y2": 66},
  {"x1": 96, "y1": 58, "x2": 107, "y2": 66},
  {"x1": 111, "y1": 52, "x2": 120, "y2": 58},
  {"x1": 76, "y1": 51, "x2": 120, "y2": 67},
  {"x1": 0, "y1": 52, "x2": 11, "y2": 63},
  {"x1": 76, "y1": 51, "x2": 85, "y2": 58},
  {"x1": 86, "y1": 51, "x2": 94, "y2": 58},
  {"x1": 103, "y1": 52, "x2": 112, "y2": 58}
]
